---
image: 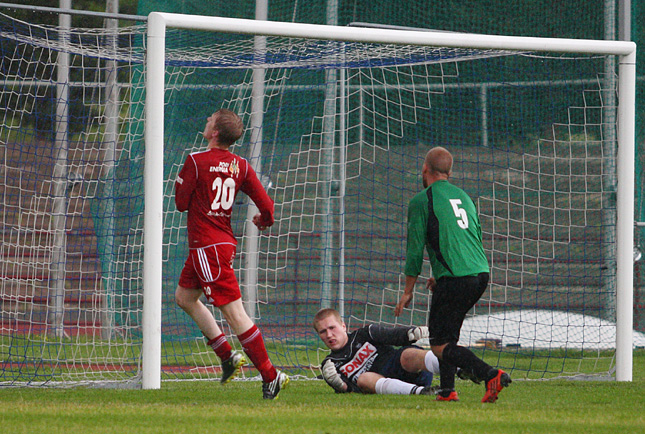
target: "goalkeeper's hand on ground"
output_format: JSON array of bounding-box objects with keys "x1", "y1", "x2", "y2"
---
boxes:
[
  {"x1": 322, "y1": 360, "x2": 348, "y2": 393},
  {"x1": 407, "y1": 326, "x2": 429, "y2": 342}
]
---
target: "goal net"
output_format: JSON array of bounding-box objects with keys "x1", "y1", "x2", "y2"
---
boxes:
[{"x1": 0, "y1": 11, "x2": 636, "y2": 387}]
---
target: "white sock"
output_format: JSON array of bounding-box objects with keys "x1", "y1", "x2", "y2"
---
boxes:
[
  {"x1": 374, "y1": 377, "x2": 419, "y2": 395},
  {"x1": 425, "y1": 350, "x2": 440, "y2": 374}
]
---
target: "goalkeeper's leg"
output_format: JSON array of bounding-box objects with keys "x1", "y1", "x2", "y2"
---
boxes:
[
  {"x1": 359, "y1": 373, "x2": 434, "y2": 395},
  {"x1": 374, "y1": 378, "x2": 435, "y2": 395},
  {"x1": 399, "y1": 347, "x2": 440, "y2": 375}
]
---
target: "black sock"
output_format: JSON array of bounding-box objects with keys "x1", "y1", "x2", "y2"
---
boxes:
[
  {"x1": 438, "y1": 359, "x2": 456, "y2": 392},
  {"x1": 442, "y1": 342, "x2": 496, "y2": 382}
]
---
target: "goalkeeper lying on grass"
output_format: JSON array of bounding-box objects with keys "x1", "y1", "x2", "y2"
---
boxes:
[{"x1": 314, "y1": 308, "x2": 450, "y2": 395}]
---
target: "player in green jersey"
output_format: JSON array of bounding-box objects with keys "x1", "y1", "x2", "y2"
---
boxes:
[{"x1": 395, "y1": 146, "x2": 511, "y2": 403}]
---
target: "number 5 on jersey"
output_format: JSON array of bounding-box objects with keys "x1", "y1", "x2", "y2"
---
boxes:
[{"x1": 449, "y1": 198, "x2": 469, "y2": 229}]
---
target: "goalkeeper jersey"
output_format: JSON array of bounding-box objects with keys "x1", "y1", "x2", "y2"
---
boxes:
[
  {"x1": 321, "y1": 324, "x2": 417, "y2": 393},
  {"x1": 405, "y1": 179, "x2": 489, "y2": 279}
]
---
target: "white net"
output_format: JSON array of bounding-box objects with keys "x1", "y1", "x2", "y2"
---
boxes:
[{"x1": 0, "y1": 13, "x2": 625, "y2": 386}]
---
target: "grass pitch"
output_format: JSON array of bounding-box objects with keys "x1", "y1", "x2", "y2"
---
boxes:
[{"x1": 2, "y1": 353, "x2": 644, "y2": 434}]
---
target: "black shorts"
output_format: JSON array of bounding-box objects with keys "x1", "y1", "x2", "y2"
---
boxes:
[
  {"x1": 427, "y1": 273, "x2": 489, "y2": 346},
  {"x1": 380, "y1": 346, "x2": 433, "y2": 387}
]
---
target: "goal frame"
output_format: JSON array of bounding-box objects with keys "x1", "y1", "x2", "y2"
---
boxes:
[{"x1": 144, "y1": 12, "x2": 637, "y2": 389}]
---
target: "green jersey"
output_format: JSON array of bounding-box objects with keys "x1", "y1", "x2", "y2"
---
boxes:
[{"x1": 405, "y1": 180, "x2": 489, "y2": 279}]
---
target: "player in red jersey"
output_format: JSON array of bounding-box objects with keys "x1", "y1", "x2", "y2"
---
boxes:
[{"x1": 174, "y1": 108, "x2": 288, "y2": 399}]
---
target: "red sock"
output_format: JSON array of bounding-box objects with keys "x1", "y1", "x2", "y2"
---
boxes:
[
  {"x1": 238, "y1": 325, "x2": 277, "y2": 383},
  {"x1": 207, "y1": 334, "x2": 233, "y2": 362}
]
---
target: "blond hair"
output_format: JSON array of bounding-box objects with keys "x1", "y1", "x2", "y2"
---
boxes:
[
  {"x1": 312, "y1": 308, "x2": 342, "y2": 332},
  {"x1": 214, "y1": 109, "x2": 244, "y2": 146}
]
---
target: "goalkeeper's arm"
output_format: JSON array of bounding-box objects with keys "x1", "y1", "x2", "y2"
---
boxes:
[
  {"x1": 321, "y1": 359, "x2": 350, "y2": 393},
  {"x1": 366, "y1": 324, "x2": 428, "y2": 346}
]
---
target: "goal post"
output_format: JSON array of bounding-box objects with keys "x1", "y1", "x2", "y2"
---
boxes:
[
  {"x1": 615, "y1": 50, "x2": 636, "y2": 382},
  {"x1": 0, "y1": 10, "x2": 637, "y2": 389},
  {"x1": 144, "y1": 12, "x2": 636, "y2": 388}
]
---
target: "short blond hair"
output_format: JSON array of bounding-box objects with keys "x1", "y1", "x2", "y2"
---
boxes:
[
  {"x1": 214, "y1": 109, "x2": 244, "y2": 146},
  {"x1": 312, "y1": 308, "x2": 342, "y2": 332}
]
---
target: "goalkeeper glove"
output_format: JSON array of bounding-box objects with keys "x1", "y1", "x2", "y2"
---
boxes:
[
  {"x1": 322, "y1": 360, "x2": 347, "y2": 393},
  {"x1": 407, "y1": 326, "x2": 429, "y2": 342}
]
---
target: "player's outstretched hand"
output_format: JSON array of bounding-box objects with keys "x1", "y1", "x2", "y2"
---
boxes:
[
  {"x1": 394, "y1": 292, "x2": 412, "y2": 317},
  {"x1": 321, "y1": 360, "x2": 348, "y2": 393},
  {"x1": 407, "y1": 326, "x2": 429, "y2": 342},
  {"x1": 426, "y1": 277, "x2": 437, "y2": 293},
  {"x1": 252, "y1": 213, "x2": 269, "y2": 231}
]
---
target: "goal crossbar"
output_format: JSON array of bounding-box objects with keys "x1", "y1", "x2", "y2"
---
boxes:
[{"x1": 144, "y1": 12, "x2": 637, "y2": 389}]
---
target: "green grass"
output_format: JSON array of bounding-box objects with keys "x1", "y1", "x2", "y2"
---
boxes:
[{"x1": 2, "y1": 353, "x2": 645, "y2": 434}]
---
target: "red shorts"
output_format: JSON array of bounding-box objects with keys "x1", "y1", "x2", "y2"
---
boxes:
[{"x1": 178, "y1": 242, "x2": 241, "y2": 307}]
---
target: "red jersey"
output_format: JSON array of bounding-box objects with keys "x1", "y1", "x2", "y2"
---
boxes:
[{"x1": 175, "y1": 148, "x2": 274, "y2": 248}]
